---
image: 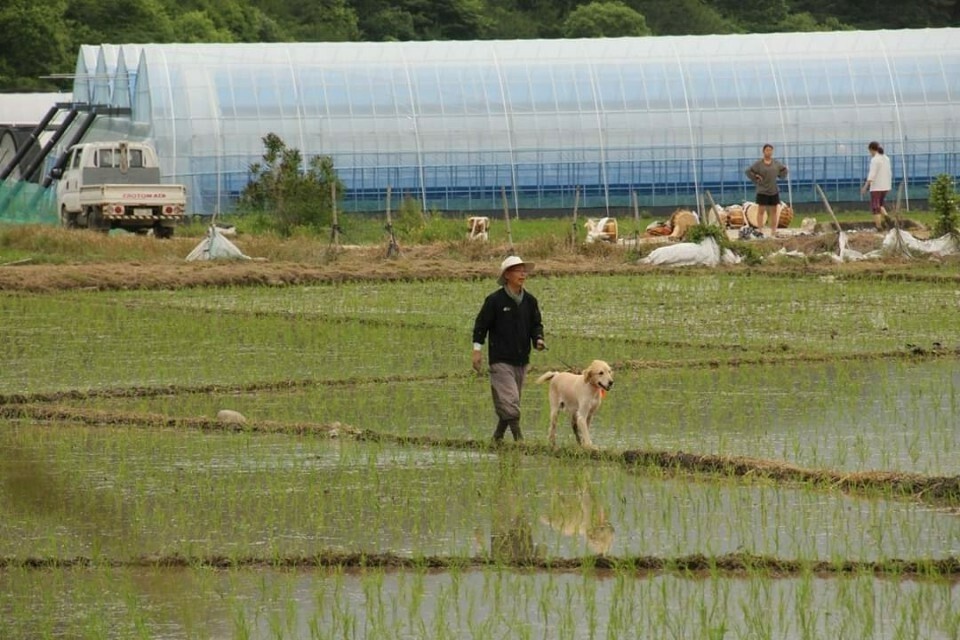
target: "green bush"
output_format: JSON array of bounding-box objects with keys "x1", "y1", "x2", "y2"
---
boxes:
[
  {"x1": 393, "y1": 196, "x2": 427, "y2": 238},
  {"x1": 239, "y1": 133, "x2": 345, "y2": 236},
  {"x1": 929, "y1": 174, "x2": 959, "y2": 237}
]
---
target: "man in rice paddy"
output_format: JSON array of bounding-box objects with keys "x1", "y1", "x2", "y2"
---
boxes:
[{"x1": 472, "y1": 256, "x2": 546, "y2": 443}]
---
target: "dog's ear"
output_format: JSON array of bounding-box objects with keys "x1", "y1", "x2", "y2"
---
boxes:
[{"x1": 583, "y1": 362, "x2": 598, "y2": 383}]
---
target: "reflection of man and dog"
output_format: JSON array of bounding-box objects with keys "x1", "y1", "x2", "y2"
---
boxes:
[
  {"x1": 480, "y1": 458, "x2": 615, "y2": 560},
  {"x1": 470, "y1": 250, "x2": 616, "y2": 560}
]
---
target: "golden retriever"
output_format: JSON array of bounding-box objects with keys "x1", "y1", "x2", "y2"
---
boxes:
[
  {"x1": 466, "y1": 216, "x2": 490, "y2": 241},
  {"x1": 536, "y1": 360, "x2": 613, "y2": 449}
]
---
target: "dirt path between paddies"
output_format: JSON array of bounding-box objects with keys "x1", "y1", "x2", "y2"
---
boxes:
[
  {"x1": 1, "y1": 237, "x2": 956, "y2": 292},
  {"x1": 4, "y1": 551, "x2": 959, "y2": 579}
]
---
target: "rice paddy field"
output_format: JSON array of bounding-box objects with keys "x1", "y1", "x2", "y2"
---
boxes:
[{"x1": 2, "y1": 249, "x2": 960, "y2": 638}]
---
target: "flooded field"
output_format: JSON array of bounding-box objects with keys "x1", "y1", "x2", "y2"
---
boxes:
[
  {"x1": 3, "y1": 567, "x2": 959, "y2": 639},
  {"x1": 65, "y1": 357, "x2": 960, "y2": 475},
  {"x1": 2, "y1": 427, "x2": 957, "y2": 563},
  {"x1": 1, "y1": 270, "x2": 959, "y2": 638}
]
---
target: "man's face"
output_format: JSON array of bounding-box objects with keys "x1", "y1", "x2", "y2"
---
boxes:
[
  {"x1": 763, "y1": 146, "x2": 774, "y2": 160},
  {"x1": 504, "y1": 265, "x2": 527, "y2": 289}
]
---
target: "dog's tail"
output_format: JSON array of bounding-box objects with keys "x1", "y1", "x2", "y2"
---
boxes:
[{"x1": 535, "y1": 372, "x2": 557, "y2": 384}]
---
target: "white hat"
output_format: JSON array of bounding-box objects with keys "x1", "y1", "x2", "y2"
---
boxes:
[{"x1": 497, "y1": 256, "x2": 533, "y2": 286}]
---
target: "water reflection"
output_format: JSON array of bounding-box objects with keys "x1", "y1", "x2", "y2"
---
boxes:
[
  {"x1": 478, "y1": 458, "x2": 615, "y2": 560},
  {"x1": 487, "y1": 453, "x2": 543, "y2": 562},
  {"x1": 540, "y1": 470, "x2": 615, "y2": 555}
]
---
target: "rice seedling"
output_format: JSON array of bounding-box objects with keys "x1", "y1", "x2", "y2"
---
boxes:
[
  {"x1": 2, "y1": 252, "x2": 959, "y2": 638},
  {"x1": 1, "y1": 423, "x2": 957, "y2": 568},
  {"x1": 49, "y1": 354, "x2": 958, "y2": 476}
]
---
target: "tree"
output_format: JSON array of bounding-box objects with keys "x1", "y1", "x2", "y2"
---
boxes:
[
  {"x1": 711, "y1": 0, "x2": 788, "y2": 32},
  {"x1": 288, "y1": 0, "x2": 360, "y2": 41},
  {"x1": 361, "y1": 7, "x2": 418, "y2": 41},
  {"x1": 929, "y1": 174, "x2": 959, "y2": 238},
  {"x1": 0, "y1": 0, "x2": 73, "y2": 91},
  {"x1": 172, "y1": 10, "x2": 235, "y2": 42},
  {"x1": 189, "y1": 0, "x2": 289, "y2": 41},
  {"x1": 65, "y1": 0, "x2": 175, "y2": 43},
  {"x1": 629, "y1": 0, "x2": 736, "y2": 35},
  {"x1": 776, "y1": 12, "x2": 852, "y2": 32},
  {"x1": 562, "y1": 1, "x2": 651, "y2": 38},
  {"x1": 240, "y1": 133, "x2": 345, "y2": 236},
  {"x1": 404, "y1": 0, "x2": 493, "y2": 39}
]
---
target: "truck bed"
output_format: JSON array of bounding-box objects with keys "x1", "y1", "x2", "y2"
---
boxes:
[{"x1": 78, "y1": 183, "x2": 186, "y2": 210}]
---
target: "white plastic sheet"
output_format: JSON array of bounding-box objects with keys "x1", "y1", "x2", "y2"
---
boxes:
[
  {"x1": 640, "y1": 237, "x2": 741, "y2": 267},
  {"x1": 185, "y1": 225, "x2": 250, "y2": 261},
  {"x1": 881, "y1": 229, "x2": 959, "y2": 257}
]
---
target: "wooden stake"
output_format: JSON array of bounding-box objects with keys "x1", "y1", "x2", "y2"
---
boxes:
[
  {"x1": 330, "y1": 181, "x2": 341, "y2": 248},
  {"x1": 890, "y1": 181, "x2": 911, "y2": 257},
  {"x1": 571, "y1": 186, "x2": 581, "y2": 248},
  {"x1": 385, "y1": 185, "x2": 400, "y2": 258},
  {"x1": 704, "y1": 190, "x2": 721, "y2": 226},
  {"x1": 814, "y1": 184, "x2": 842, "y2": 232},
  {"x1": 385, "y1": 185, "x2": 392, "y2": 226},
  {"x1": 814, "y1": 183, "x2": 846, "y2": 257},
  {"x1": 631, "y1": 190, "x2": 639, "y2": 225}
]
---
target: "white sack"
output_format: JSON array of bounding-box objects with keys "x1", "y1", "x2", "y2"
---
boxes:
[
  {"x1": 881, "y1": 229, "x2": 960, "y2": 257},
  {"x1": 640, "y1": 237, "x2": 741, "y2": 267},
  {"x1": 186, "y1": 225, "x2": 251, "y2": 261}
]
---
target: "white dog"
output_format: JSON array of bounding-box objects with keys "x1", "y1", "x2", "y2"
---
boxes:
[{"x1": 536, "y1": 360, "x2": 614, "y2": 449}]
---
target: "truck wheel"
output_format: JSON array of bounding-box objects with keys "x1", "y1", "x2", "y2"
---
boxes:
[
  {"x1": 88, "y1": 208, "x2": 109, "y2": 233},
  {"x1": 155, "y1": 225, "x2": 174, "y2": 239},
  {"x1": 60, "y1": 207, "x2": 77, "y2": 229}
]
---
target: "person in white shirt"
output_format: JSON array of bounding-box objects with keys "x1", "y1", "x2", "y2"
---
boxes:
[{"x1": 861, "y1": 141, "x2": 893, "y2": 230}]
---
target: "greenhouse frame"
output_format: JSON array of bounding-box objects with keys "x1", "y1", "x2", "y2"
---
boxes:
[{"x1": 50, "y1": 30, "x2": 960, "y2": 214}]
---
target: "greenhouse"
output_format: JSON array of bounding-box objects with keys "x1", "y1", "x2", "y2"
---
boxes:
[{"x1": 12, "y1": 29, "x2": 960, "y2": 215}]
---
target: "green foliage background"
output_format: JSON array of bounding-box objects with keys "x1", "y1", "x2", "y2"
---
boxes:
[{"x1": 2, "y1": 0, "x2": 957, "y2": 90}]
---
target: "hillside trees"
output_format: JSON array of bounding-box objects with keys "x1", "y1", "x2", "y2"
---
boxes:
[{"x1": 0, "y1": 0, "x2": 957, "y2": 91}]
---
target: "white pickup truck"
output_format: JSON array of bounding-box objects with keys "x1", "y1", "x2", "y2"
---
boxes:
[{"x1": 52, "y1": 142, "x2": 186, "y2": 238}]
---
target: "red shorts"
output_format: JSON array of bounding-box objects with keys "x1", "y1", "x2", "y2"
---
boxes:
[{"x1": 870, "y1": 190, "x2": 888, "y2": 213}]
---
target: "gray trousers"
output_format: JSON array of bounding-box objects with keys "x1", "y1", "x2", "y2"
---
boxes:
[{"x1": 489, "y1": 362, "x2": 527, "y2": 440}]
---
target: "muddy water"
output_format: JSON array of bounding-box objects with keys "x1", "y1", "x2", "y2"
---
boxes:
[
  {"x1": 2, "y1": 566, "x2": 958, "y2": 639},
  {"x1": 1, "y1": 426, "x2": 957, "y2": 563}
]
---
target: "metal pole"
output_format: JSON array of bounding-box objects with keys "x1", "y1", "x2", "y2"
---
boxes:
[
  {"x1": 501, "y1": 186, "x2": 513, "y2": 251},
  {"x1": 23, "y1": 109, "x2": 82, "y2": 183},
  {"x1": 0, "y1": 105, "x2": 60, "y2": 181}
]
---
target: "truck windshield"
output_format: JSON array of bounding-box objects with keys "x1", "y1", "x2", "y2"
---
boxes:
[{"x1": 96, "y1": 148, "x2": 145, "y2": 168}]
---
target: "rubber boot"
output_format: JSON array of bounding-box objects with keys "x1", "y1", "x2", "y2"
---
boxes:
[
  {"x1": 492, "y1": 419, "x2": 508, "y2": 443},
  {"x1": 507, "y1": 419, "x2": 522, "y2": 442},
  {"x1": 873, "y1": 213, "x2": 885, "y2": 231}
]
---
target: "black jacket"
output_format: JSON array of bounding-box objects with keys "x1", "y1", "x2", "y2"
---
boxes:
[{"x1": 472, "y1": 287, "x2": 544, "y2": 366}]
